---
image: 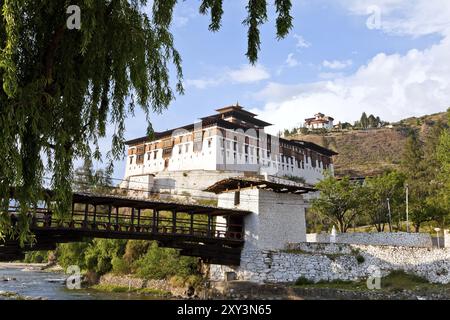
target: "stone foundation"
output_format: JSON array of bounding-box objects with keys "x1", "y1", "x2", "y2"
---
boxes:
[
  {"x1": 98, "y1": 274, "x2": 190, "y2": 297},
  {"x1": 210, "y1": 243, "x2": 450, "y2": 284}
]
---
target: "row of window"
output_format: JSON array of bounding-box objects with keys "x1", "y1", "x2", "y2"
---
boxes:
[
  {"x1": 130, "y1": 152, "x2": 328, "y2": 171},
  {"x1": 130, "y1": 141, "x2": 330, "y2": 170}
]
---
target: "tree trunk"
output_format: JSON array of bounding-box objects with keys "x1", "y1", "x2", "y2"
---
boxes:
[
  {"x1": 415, "y1": 224, "x2": 420, "y2": 233},
  {"x1": 338, "y1": 220, "x2": 345, "y2": 233}
]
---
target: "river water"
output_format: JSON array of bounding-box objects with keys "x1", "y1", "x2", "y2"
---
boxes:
[{"x1": 0, "y1": 266, "x2": 158, "y2": 300}]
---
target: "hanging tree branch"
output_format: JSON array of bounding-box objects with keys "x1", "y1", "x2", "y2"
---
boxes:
[{"x1": 0, "y1": 0, "x2": 294, "y2": 242}]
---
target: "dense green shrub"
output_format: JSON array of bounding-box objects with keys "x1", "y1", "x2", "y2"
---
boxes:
[
  {"x1": 134, "y1": 242, "x2": 198, "y2": 280},
  {"x1": 123, "y1": 240, "x2": 150, "y2": 265},
  {"x1": 356, "y1": 255, "x2": 365, "y2": 264},
  {"x1": 55, "y1": 239, "x2": 200, "y2": 281},
  {"x1": 84, "y1": 239, "x2": 127, "y2": 275},
  {"x1": 295, "y1": 277, "x2": 314, "y2": 285},
  {"x1": 23, "y1": 251, "x2": 48, "y2": 263},
  {"x1": 111, "y1": 256, "x2": 131, "y2": 275},
  {"x1": 57, "y1": 239, "x2": 126, "y2": 274},
  {"x1": 57, "y1": 242, "x2": 90, "y2": 270}
]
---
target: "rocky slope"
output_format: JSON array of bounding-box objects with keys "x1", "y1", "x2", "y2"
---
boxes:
[{"x1": 288, "y1": 111, "x2": 448, "y2": 177}]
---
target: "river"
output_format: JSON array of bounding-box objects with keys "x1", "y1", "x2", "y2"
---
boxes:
[{"x1": 0, "y1": 265, "x2": 159, "y2": 300}]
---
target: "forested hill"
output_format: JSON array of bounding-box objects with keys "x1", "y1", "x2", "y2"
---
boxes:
[{"x1": 287, "y1": 111, "x2": 448, "y2": 177}]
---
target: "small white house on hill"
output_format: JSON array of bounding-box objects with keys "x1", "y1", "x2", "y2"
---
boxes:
[{"x1": 304, "y1": 113, "x2": 334, "y2": 130}]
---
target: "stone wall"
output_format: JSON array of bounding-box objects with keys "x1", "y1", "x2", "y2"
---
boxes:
[
  {"x1": 99, "y1": 274, "x2": 189, "y2": 297},
  {"x1": 306, "y1": 232, "x2": 432, "y2": 248},
  {"x1": 306, "y1": 233, "x2": 330, "y2": 243},
  {"x1": 209, "y1": 243, "x2": 450, "y2": 284}
]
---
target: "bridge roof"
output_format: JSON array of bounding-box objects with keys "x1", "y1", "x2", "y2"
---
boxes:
[
  {"x1": 8, "y1": 187, "x2": 251, "y2": 216},
  {"x1": 72, "y1": 192, "x2": 251, "y2": 216},
  {"x1": 204, "y1": 177, "x2": 317, "y2": 194}
]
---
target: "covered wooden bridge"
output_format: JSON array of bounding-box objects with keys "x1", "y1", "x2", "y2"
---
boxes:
[{"x1": 0, "y1": 191, "x2": 251, "y2": 265}]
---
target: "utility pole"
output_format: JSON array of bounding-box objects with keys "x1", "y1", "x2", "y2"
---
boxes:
[
  {"x1": 434, "y1": 228, "x2": 441, "y2": 248},
  {"x1": 387, "y1": 197, "x2": 392, "y2": 232},
  {"x1": 405, "y1": 183, "x2": 410, "y2": 233}
]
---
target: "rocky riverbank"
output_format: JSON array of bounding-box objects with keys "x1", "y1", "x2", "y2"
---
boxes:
[
  {"x1": 0, "y1": 262, "x2": 64, "y2": 273},
  {"x1": 98, "y1": 275, "x2": 450, "y2": 300},
  {"x1": 207, "y1": 280, "x2": 450, "y2": 300},
  {"x1": 97, "y1": 274, "x2": 199, "y2": 299},
  {"x1": 0, "y1": 262, "x2": 47, "y2": 270},
  {"x1": 0, "y1": 290, "x2": 47, "y2": 300}
]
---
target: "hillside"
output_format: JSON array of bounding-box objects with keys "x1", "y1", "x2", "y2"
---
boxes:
[{"x1": 288, "y1": 111, "x2": 448, "y2": 177}]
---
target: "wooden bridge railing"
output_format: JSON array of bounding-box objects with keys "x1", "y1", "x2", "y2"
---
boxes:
[
  {"x1": 7, "y1": 205, "x2": 245, "y2": 241},
  {"x1": 3, "y1": 191, "x2": 251, "y2": 265}
]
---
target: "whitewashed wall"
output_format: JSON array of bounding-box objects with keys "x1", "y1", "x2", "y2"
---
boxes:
[
  {"x1": 445, "y1": 230, "x2": 450, "y2": 248},
  {"x1": 126, "y1": 175, "x2": 154, "y2": 196},
  {"x1": 124, "y1": 126, "x2": 331, "y2": 186},
  {"x1": 121, "y1": 170, "x2": 245, "y2": 200},
  {"x1": 218, "y1": 189, "x2": 308, "y2": 250}
]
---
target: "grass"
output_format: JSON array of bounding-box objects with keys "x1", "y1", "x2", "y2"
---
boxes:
[
  {"x1": 0, "y1": 291, "x2": 20, "y2": 298},
  {"x1": 381, "y1": 270, "x2": 428, "y2": 291},
  {"x1": 293, "y1": 271, "x2": 450, "y2": 294},
  {"x1": 91, "y1": 284, "x2": 171, "y2": 296},
  {"x1": 294, "y1": 278, "x2": 368, "y2": 291}
]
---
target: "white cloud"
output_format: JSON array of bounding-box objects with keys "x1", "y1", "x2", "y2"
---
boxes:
[
  {"x1": 318, "y1": 72, "x2": 345, "y2": 80},
  {"x1": 276, "y1": 53, "x2": 301, "y2": 75},
  {"x1": 186, "y1": 64, "x2": 270, "y2": 89},
  {"x1": 251, "y1": 35, "x2": 450, "y2": 134},
  {"x1": 323, "y1": 59, "x2": 353, "y2": 70},
  {"x1": 247, "y1": 1, "x2": 450, "y2": 134},
  {"x1": 286, "y1": 53, "x2": 300, "y2": 67},
  {"x1": 345, "y1": 0, "x2": 450, "y2": 37},
  {"x1": 293, "y1": 34, "x2": 311, "y2": 48},
  {"x1": 184, "y1": 78, "x2": 222, "y2": 90},
  {"x1": 172, "y1": 3, "x2": 198, "y2": 28},
  {"x1": 173, "y1": 16, "x2": 189, "y2": 28},
  {"x1": 227, "y1": 64, "x2": 270, "y2": 83}
]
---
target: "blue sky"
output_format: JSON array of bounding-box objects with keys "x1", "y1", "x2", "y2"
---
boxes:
[{"x1": 93, "y1": 0, "x2": 450, "y2": 179}]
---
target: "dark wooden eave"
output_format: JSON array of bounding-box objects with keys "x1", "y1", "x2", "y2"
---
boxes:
[
  {"x1": 201, "y1": 111, "x2": 273, "y2": 128},
  {"x1": 125, "y1": 108, "x2": 273, "y2": 146},
  {"x1": 204, "y1": 177, "x2": 317, "y2": 195}
]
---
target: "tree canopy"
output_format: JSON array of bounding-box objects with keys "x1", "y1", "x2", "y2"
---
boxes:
[
  {"x1": 0, "y1": 0, "x2": 294, "y2": 243},
  {"x1": 400, "y1": 121, "x2": 449, "y2": 232},
  {"x1": 362, "y1": 171, "x2": 405, "y2": 232},
  {"x1": 311, "y1": 175, "x2": 364, "y2": 233}
]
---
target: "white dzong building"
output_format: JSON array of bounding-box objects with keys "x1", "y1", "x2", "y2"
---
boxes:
[{"x1": 122, "y1": 105, "x2": 337, "y2": 198}]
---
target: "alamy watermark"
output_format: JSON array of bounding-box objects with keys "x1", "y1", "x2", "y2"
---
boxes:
[
  {"x1": 366, "y1": 5, "x2": 382, "y2": 30},
  {"x1": 66, "y1": 265, "x2": 81, "y2": 290},
  {"x1": 67, "y1": 5, "x2": 81, "y2": 30},
  {"x1": 366, "y1": 265, "x2": 382, "y2": 290}
]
